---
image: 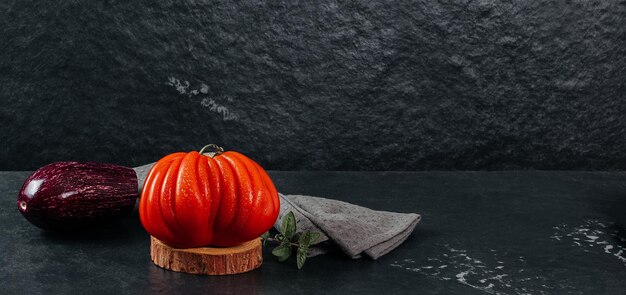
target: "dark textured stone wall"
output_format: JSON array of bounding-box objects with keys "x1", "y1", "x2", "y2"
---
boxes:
[{"x1": 1, "y1": 1, "x2": 625, "y2": 171}]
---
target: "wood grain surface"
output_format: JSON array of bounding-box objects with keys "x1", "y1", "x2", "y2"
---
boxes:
[{"x1": 150, "y1": 236, "x2": 262, "y2": 275}]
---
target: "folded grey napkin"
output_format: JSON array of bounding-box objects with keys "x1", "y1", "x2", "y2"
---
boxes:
[
  {"x1": 277, "y1": 193, "x2": 421, "y2": 259},
  {"x1": 134, "y1": 163, "x2": 421, "y2": 259}
]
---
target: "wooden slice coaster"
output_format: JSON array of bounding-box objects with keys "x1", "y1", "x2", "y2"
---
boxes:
[{"x1": 150, "y1": 236, "x2": 263, "y2": 275}]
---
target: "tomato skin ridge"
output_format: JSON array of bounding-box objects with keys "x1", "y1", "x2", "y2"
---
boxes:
[
  {"x1": 251, "y1": 160, "x2": 279, "y2": 216},
  {"x1": 195, "y1": 154, "x2": 212, "y2": 244},
  {"x1": 212, "y1": 155, "x2": 237, "y2": 245},
  {"x1": 160, "y1": 156, "x2": 184, "y2": 241},
  {"x1": 205, "y1": 156, "x2": 221, "y2": 245},
  {"x1": 228, "y1": 152, "x2": 271, "y2": 240},
  {"x1": 140, "y1": 154, "x2": 181, "y2": 245},
  {"x1": 222, "y1": 153, "x2": 250, "y2": 238},
  {"x1": 173, "y1": 152, "x2": 199, "y2": 245}
]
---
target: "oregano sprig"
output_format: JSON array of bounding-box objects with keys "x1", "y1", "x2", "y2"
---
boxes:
[{"x1": 261, "y1": 211, "x2": 321, "y2": 269}]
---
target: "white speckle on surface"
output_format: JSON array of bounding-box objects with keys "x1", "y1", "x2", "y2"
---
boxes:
[
  {"x1": 390, "y1": 245, "x2": 551, "y2": 294},
  {"x1": 200, "y1": 98, "x2": 239, "y2": 121},
  {"x1": 456, "y1": 270, "x2": 469, "y2": 282},
  {"x1": 166, "y1": 76, "x2": 190, "y2": 95},
  {"x1": 166, "y1": 76, "x2": 239, "y2": 121},
  {"x1": 60, "y1": 191, "x2": 78, "y2": 199},
  {"x1": 200, "y1": 83, "x2": 209, "y2": 94},
  {"x1": 550, "y1": 219, "x2": 626, "y2": 266},
  {"x1": 615, "y1": 250, "x2": 626, "y2": 263}
]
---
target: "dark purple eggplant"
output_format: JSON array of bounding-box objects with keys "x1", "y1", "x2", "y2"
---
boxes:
[{"x1": 17, "y1": 162, "x2": 138, "y2": 231}]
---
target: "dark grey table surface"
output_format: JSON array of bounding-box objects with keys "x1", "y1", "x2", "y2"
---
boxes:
[{"x1": 2, "y1": 171, "x2": 626, "y2": 294}]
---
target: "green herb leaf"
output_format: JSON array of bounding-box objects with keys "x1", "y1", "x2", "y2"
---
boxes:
[
  {"x1": 299, "y1": 231, "x2": 321, "y2": 247},
  {"x1": 272, "y1": 242, "x2": 291, "y2": 261},
  {"x1": 281, "y1": 211, "x2": 297, "y2": 239},
  {"x1": 263, "y1": 211, "x2": 320, "y2": 269},
  {"x1": 278, "y1": 252, "x2": 291, "y2": 262},
  {"x1": 309, "y1": 231, "x2": 321, "y2": 244},
  {"x1": 296, "y1": 246, "x2": 309, "y2": 269}
]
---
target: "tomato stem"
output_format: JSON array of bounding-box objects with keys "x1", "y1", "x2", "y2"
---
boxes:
[{"x1": 198, "y1": 144, "x2": 224, "y2": 157}]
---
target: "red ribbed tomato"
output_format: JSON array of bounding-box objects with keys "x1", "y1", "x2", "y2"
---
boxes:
[{"x1": 139, "y1": 145, "x2": 280, "y2": 248}]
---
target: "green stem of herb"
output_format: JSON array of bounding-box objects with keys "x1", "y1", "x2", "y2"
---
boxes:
[{"x1": 264, "y1": 236, "x2": 300, "y2": 247}]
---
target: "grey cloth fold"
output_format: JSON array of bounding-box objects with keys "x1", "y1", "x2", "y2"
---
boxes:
[
  {"x1": 134, "y1": 162, "x2": 420, "y2": 259},
  {"x1": 276, "y1": 194, "x2": 421, "y2": 260}
]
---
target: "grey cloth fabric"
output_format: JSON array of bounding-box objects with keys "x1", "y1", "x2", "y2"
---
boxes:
[
  {"x1": 277, "y1": 194, "x2": 421, "y2": 260},
  {"x1": 134, "y1": 162, "x2": 420, "y2": 259},
  {"x1": 133, "y1": 163, "x2": 153, "y2": 193}
]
